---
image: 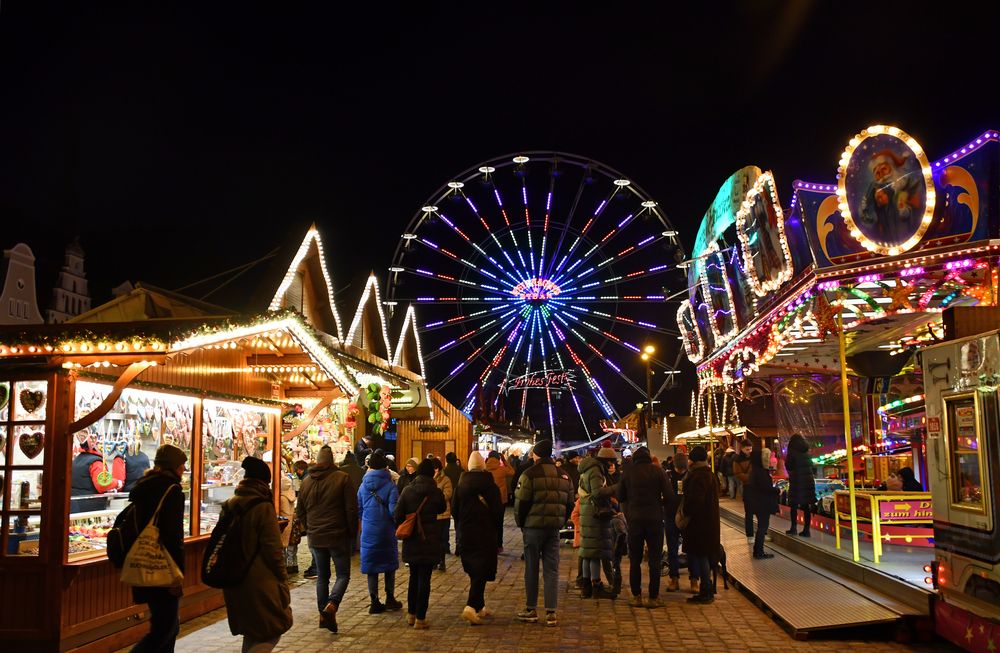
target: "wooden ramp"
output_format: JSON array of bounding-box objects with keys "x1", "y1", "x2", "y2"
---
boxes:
[{"x1": 720, "y1": 521, "x2": 917, "y2": 638}]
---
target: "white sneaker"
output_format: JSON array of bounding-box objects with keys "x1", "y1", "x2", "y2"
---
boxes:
[{"x1": 746, "y1": 536, "x2": 754, "y2": 544}]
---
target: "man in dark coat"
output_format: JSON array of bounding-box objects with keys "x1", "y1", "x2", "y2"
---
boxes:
[
  {"x1": 784, "y1": 434, "x2": 815, "y2": 537},
  {"x1": 128, "y1": 444, "x2": 187, "y2": 651},
  {"x1": 681, "y1": 446, "x2": 720, "y2": 604},
  {"x1": 618, "y1": 446, "x2": 674, "y2": 608},
  {"x1": 393, "y1": 460, "x2": 446, "y2": 628},
  {"x1": 732, "y1": 439, "x2": 754, "y2": 540},
  {"x1": 339, "y1": 451, "x2": 366, "y2": 491},
  {"x1": 444, "y1": 452, "x2": 464, "y2": 554},
  {"x1": 514, "y1": 439, "x2": 573, "y2": 627},
  {"x1": 453, "y1": 451, "x2": 503, "y2": 625},
  {"x1": 297, "y1": 445, "x2": 357, "y2": 632}
]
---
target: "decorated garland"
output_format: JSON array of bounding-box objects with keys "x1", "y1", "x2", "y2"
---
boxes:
[{"x1": 364, "y1": 383, "x2": 392, "y2": 435}]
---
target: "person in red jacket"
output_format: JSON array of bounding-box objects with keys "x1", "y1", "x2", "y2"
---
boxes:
[{"x1": 71, "y1": 436, "x2": 126, "y2": 512}]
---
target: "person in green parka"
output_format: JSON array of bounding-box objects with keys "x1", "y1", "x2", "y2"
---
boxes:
[{"x1": 577, "y1": 448, "x2": 618, "y2": 599}]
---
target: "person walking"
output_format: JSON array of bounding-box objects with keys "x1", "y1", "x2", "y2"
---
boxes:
[
  {"x1": 278, "y1": 461, "x2": 298, "y2": 574},
  {"x1": 784, "y1": 434, "x2": 815, "y2": 537},
  {"x1": 128, "y1": 444, "x2": 187, "y2": 652},
  {"x1": 430, "y1": 457, "x2": 453, "y2": 571},
  {"x1": 444, "y1": 452, "x2": 463, "y2": 554},
  {"x1": 618, "y1": 446, "x2": 673, "y2": 608},
  {"x1": 453, "y1": 451, "x2": 504, "y2": 625},
  {"x1": 664, "y1": 452, "x2": 693, "y2": 592},
  {"x1": 221, "y1": 458, "x2": 293, "y2": 653},
  {"x1": 732, "y1": 439, "x2": 754, "y2": 542},
  {"x1": 576, "y1": 447, "x2": 618, "y2": 600},
  {"x1": 485, "y1": 451, "x2": 514, "y2": 548},
  {"x1": 681, "y1": 446, "x2": 720, "y2": 604},
  {"x1": 296, "y1": 445, "x2": 358, "y2": 633},
  {"x1": 514, "y1": 439, "x2": 574, "y2": 627},
  {"x1": 357, "y1": 450, "x2": 402, "y2": 613},
  {"x1": 722, "y1": 445, "x2": 737, "y2": 499},
  {"x1": 394, "y1": 459, "x2": 446, "y2": 629},
  {"x1": 745, "y1": 440, "x2": 778, "y2": 559}
]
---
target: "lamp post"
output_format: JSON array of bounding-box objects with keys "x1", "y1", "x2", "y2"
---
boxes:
[{"x1": 641, "y1": 345, "x2": 655, "y2": 421}]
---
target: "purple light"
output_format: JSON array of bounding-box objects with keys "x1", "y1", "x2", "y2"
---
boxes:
[
  {"x1": 637, "y1": 235, "x2": 655, "y2": 247},
  {"x1": 946, "y1": 259, "x2": 974, "y2": 270},
  {"x1": 465, "y1": 197, "x2": 479, "y2": 213},
  {"x1": 818, "y1": 280, "x2": 839, "y2": 291},
  {"x1": 422, "y1": 240, "x2": 438, "y2": 249},
  {"x1": 439, "y1": 340, "x2": 456, "y2": 350},
  {"x1": 493, "y1": 189, "x2": 503, "y2": 207},
  {"x1": 617, "y1": 214, "x2": 634, "y2": 228},
  {"x1": 649, "y1": 264, "x2": 667, "y2": 272},
  {"x1": 417, "y1": 297, "x2": 434, "y2": 301},
  {"x1": 646, "y1": 295, "x2": 664, "y2": 300},
  {"x1": 425, "y1": 321, "x2": 444, "y2": 328},
  {"x1": 522, "y1": 186, "x2": 528, "y2": 205},
  {"x1": 595, "y1": 200, "x2": 607, "y2": 215},
  {"x1": 638, "y1": 321, "x2": 656, "y2": 328},
  {"x1": 899, "y1": 266, "x2": 924, "y2": 278},
  {"x1": 415, "y1": 268, "x2": 433, "y2": 275},
  {"x1": 858, "y1": 273, "x2": 881, "y2": 283},
  {"x1": 546, "y1": 192, "x2": 552, "y2": 212}
]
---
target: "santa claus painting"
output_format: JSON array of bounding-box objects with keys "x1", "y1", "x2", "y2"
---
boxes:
[{"x1": 847, "y1": 134, "x2": 927, "y2": 246}]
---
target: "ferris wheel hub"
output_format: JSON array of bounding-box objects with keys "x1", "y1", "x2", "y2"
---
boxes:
[{"x1": 511, "y1": 277, "x2": 563, "y2": 304}]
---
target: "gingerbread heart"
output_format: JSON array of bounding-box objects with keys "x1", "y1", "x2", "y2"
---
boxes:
[
  {"x1": 19, "y1": 389, "x2": 45, "y2": 415},
  {"x1": 0, "y1": 384, "x2": 8, "y2": 414},
  {"x1": 0, "y1": 431, "x2": 5, "y2": 453},
  {"x1": 19, "y1": 431, "x2": 43, "y2": 459},
  {"x1": 242, "y1": 428, "x2": 257, "y2": 456}
]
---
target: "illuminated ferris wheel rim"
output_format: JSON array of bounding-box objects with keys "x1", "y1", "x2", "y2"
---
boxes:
[{"x1": 387, "y1": 151, "x2": 684, "y2": 434}]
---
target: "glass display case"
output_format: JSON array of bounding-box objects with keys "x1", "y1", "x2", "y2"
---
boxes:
[
  {"x1": 69, "y1": 381, "x2": 195, "y2": 560},
  {"x1": 201, "y1": 399, "x2": 276, "y2": 534},
  {"x1": 1, "y1": 380, "x2": 47, "y2": 556}
]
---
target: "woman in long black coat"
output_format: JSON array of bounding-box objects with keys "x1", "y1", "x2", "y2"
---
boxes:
[
  {"x1": 393, "y1": 459, "x2": 446, "y2": 629},
  {"x1": 744, "y1": 440, "x2": 779, "y2": 559},
  {"x1": 784, "y1": 433, "x2": 816, "y2": 537},
  {"x1": 452, "y1": 452, "x2": 504, "y2": 625}
]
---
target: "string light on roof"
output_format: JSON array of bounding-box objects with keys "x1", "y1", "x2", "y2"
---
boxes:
[
  {"x1": 344, "y1": 274, "x2": 395, "y2": 362},
  {"x1": 734, "y1": 171, "x2": 794, "y2": 297},
  {"x1": 267, "y1": 227, "x2": 344, "y2": 340}
]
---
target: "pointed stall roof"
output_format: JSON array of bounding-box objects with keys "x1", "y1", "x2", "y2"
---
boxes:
[
  {"x1": 69, "y1": 283, "x2": 236, "y2": 323},
  {"x1": 267, "y1": 225, "x2": 344, "y2": 340},
  {"x1": 344, "y1": 273, "x2": 393, "y2": 362},
  {"x1": 392, "y1": 304, "x2": 425, "y2": 378}
]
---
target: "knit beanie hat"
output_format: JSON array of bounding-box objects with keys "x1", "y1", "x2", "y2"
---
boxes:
[
  {"x1": 317, "y1": 445, "x2": 334, "y2": 466},
  {"x1": 405, "y1": 457, "x2": 419, "y2": 471},
  {"x1": 532, "y1": 439, "x2": 553, "y2": 459},
  {"x1": 597, "y1": 446, "x2": 618, "y2": 460},
  {"x1": 468, "y1": 451, "x2": 486, "y2": 471},
  {"x1": 368, "y1": 450, "x2": 388, "y2": 470},
  {"x1": 154, "y1": 444, "x2": 187, "y2": 470},
  {"x1": 242, "y1": 456, "x2": 271, "y2": 483},
  {"x1": 689, "y1": 446, "x2": 708, "y2": 462}
]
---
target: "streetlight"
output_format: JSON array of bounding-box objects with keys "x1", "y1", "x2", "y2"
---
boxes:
[{"x1": 641, "y1": 345, "x2": 655, "y2": 420}]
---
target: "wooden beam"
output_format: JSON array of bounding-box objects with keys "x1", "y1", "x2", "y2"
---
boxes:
[
  {"x1": 245, "y1": 354, "x2": 313, "y2": 367},
  {"x1": 283, "y1": 386, "x2": 337, "y2": 398},
  {"x1": 67, "y1": 361, "x2": 152, "y2": 434},
  {"x1": 281, "y1": 389, "x2": 342, "y2": 441}
]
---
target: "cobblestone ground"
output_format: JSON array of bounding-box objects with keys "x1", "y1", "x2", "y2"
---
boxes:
[{"x1": 132, "y1": 512, "x2": 954, "y2": 653}]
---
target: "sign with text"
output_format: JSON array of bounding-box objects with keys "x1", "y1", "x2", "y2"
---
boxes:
[
  {"x1": 878, "y1": 496, "x2": 933, "y2": 522},
  {"x1": 500, "y1": 370, "x2": 575, "y2": 395}
]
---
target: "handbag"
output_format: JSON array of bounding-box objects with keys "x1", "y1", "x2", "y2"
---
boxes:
[
  {"x1": 288, "y1": 518, "x2": 303, "y2": 546},
  {"x1": 675, "y1": 500, "x2": 691, "y2": 530},
  {"x1": 120, "y1": 485, "x2": 184, "y2": 587},
  {"x1": 395, "y1": 496, "x2": 428, "y2": 540}
]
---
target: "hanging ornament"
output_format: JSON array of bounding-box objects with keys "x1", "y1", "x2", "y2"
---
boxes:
[
  {"x1": 811, "y1": 294, "x2": 839, "y2": 342},
  {"x1": 19, "y1": 430, "x2": 44, "y2": 459},
  {"x1": 19, "y1": 388, "x2": 45, "y2": 415},
  {"x1": 885, "y1": 280, "x2": 914, "y2": 312}
]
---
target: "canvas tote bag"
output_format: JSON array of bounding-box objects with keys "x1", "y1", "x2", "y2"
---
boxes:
[{"x1": 121, "y1": 485, "x2": 184, "y2": 587}]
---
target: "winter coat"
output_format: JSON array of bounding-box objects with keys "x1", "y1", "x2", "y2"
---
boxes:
[
  {"x1": 733, "y1": 452, "x2": 752, "y2": 484},
  {"x1": 396, "y1": 470, "x2": 414, "y2": 494},
  {"x1": 721, "y1": 450, "x2": 736, "y2": 477},
  {"x1": 666, "y1": 468, "x2": 686, "y2": 518},
  {"x1": 617, "y1": 449, "x2": 674, "y2": 524},
  {"x1": 357, "y1": 469, "x2": 399, "y2": 574},
  {"x1": 577, "y1": 457, "x2": 616, "y2": 560},
  {"x1": 681, "y1": 462, "x2": 720, "y2": 558},
  {"x1": 899, "y1": 467, "x2": 922, "y2": 491},
  {"x1": 514, "y1": 458, "x2": 574, "y2": 530},
  {"x1": 452, "y1": 470, "x2": 503, "y2": 580},
  {"x1": 435, "y1": 472, "x2": 453, "y2": 520},
  {"x1": 278, "y1": 473, "x2": 296, "y2": 548},
  {"x1": 296, "y1": 463, "x2": 357, "y2": 550},
  {"x1": 393, "y1": 475, "x2": 446, "y2": 564},
  {"x1": 128, "y1": 469, "x2": 185, "y2": 605},
  {"x1": 222, "y1": 479, "x2": 292, "y2": 642},
  {"x1": 339, "y1": 459, "x2": 366, "y2": 493},
  {"x1": 785, "y1": 441, "x2": 816, "y2": 507},
  {"x1": 744, "y1": 449, "x2": 779, "y2": 515},
  {"x1": 570, "y1": 497, "x2": 582, "y2": 548},
  {"x1": 485, "y1": 457, "x2": 514, "y2": 504}
]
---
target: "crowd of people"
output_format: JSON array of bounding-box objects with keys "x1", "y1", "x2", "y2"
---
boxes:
[{"x1": 123, "y1": 433, "x2": 814, "y2": 651}]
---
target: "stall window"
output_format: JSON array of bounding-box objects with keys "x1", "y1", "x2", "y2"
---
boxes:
[
  {"x1": 1, "y1": 380, "x2": 47, "y2": 557},
  {"x1": 945, "y1": 393, "x2": 987, "y2": 512},
  {"x1": 201, "y1": 400, "x2": 275, "y2": 534},
  {"x1": 69, "y1": 381, "x2": 195, "y2": 560}
]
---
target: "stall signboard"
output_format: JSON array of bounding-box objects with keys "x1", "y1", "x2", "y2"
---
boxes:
[
  {"x1": 878, "y1": 496, "x2": 933, "y2": 522},
  {"x1": 500, "y1": 370, "x2": 575, "y2": 394}
]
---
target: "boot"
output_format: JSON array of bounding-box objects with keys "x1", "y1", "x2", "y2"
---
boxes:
[
  {"x1": 321, "y1": 601, "x2": 338, "y2": 632},
  {"x1": 461, "y1": 605, "x2": 483, "y2": 625},
  {"x1": 689, "y1": 578, "x2": 700, "y2": 593},
  {"x1": 580, "y1": 580, "x2": 593, "y2": 598},
  {"x1": 799, "y1": 528, "x2": 811, "y2": 538},
  {"x1": 593, "y1": 581, "x2": 617, "y2": 599},
  {"x1": 667, "y1": 577, "x2": 680, "y2": 592},
  {"x1": 369, "y1": 599, "x2": 386, "y2": 614},
  {"x1": 384, "y1": 596, "x2": 403, "y2": 611}
]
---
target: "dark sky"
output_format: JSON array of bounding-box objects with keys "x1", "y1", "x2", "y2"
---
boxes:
[{"x1": 2, "y1": 2, "x2": 999, "y2": 423}]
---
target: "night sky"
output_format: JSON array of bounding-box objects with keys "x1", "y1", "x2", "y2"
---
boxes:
[{"x1": 2, "y1": 2, "x2": 999, "y2": 424}]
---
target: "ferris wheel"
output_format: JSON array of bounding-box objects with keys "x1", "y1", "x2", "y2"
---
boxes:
[{"x1": 387, "y1": 152, "x2": 684, "y2": 440}]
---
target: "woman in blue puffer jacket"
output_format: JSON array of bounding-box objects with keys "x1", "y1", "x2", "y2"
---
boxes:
[{"x1": 357, "y1": 450, "x2": 402, "y2": 613}]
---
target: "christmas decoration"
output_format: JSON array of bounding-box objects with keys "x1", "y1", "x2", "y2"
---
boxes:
[{"x1": 19, "y1": 430, "x2": 44, "y2": 459}]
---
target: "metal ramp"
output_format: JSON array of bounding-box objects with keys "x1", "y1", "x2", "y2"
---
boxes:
[{"x1": 720, "y1": 521, "x2": 917, "y2": 638}]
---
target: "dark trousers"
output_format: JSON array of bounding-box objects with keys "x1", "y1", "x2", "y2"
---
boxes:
[
  {"x1": 627, "y1": 519, "x2": 664, "y2": 598},
  {"x1": 789, "y1": 503, "x2": 811, "y2": 532},
  {"x1": 743, "y1": 500, "x2": 754, "y2": 536},
  {"x1": 688, "y1": 555, "x2": 713, "y2": 598},
  {"x1": 367, "y1": 571, "x2": 395, "y2": 601},
  {"x1": 753, "y1": 509, "x2": 771, "y2": 555},
  {"x1": 452, "y1": 516, "x2": 462, "y2": 554},
  {"x1": 467, "y1": 575, "x2": 488, "y2": 611},
  {"x1": 495, "y1": 509, "x2": 504, "y2": 548},
  {"x1": 439, "y1": 521, "x2": 450, "y2": 564},
  {"x1": 132, "y1": 592, "x2": 179, "y2": 653},
  {"x1": 407, "y1": 563, "x2": 433, "y2": 619}
]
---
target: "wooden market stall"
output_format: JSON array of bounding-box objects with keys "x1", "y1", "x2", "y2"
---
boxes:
[
  {"x1": 0, "y1": 225, "x2": 430, "y2": 651},
  {"x1": 395, "y1": 388, "x2": 472, "y2": 464}
]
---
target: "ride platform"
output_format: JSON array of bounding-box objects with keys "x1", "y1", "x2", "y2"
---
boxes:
[{"x1": 718, "y1": 501, "x2": 931, "y2": 639}]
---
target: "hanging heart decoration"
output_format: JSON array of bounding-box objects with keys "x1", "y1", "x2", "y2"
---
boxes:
[
  {"x1": 19, "y1": 389, "x2": 45, "y2": 415},
  {"x1": 242, "y1": 427, "x2": 258, "y2": 456},
  {"x1": 0, "y1": 384, "x2": 9, "y2": 414},
  {"x1": 0, "y1": 431, "x2": 5, "y2": 453},
  {"x1": 19, "y1": 431, "x2": 44, "y2": 459}
]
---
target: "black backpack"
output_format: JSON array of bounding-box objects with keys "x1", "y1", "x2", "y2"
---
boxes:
[
  {"x1": 106, "y1": 501, "x2": 140, "y2": 568},
  {"x1": 201, "y1": 497, "x2": 270, "y2": 588}
]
